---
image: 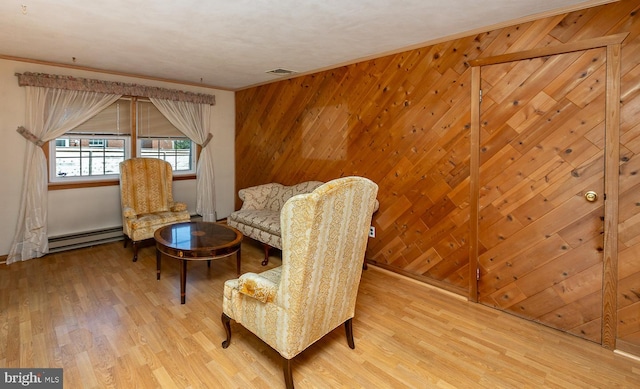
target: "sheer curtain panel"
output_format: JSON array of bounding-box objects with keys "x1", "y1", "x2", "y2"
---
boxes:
[
  {"x1": 150, "y1": 98, "x2": 216, "y2": 221},
  {"x1": 8, "y1": 86, "x2": 121, "y2": 264}
]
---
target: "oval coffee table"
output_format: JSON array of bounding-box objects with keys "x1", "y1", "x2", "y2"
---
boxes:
[{"x1": 154, "y1": 221, "x2": 243, "y2": 304}]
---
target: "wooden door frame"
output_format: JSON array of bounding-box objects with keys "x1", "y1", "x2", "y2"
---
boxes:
[{"x1": 468, "y1": 33, "x2": 627, "y2": 349}]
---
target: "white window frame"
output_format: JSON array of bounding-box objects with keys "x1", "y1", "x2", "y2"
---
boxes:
[
  {"x1": 136, "y1": 137, "x2": 197, "y2": 176},
  {"x1": 47, "y1": 97, "x2": 199, "y2": 186},
  {"x1": 49, "y1": 135, "x2": 131, "y2": 183}
]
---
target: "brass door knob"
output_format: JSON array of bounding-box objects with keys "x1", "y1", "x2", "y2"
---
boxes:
[{"x1": 584, "y1": 191, "x2": 598, "y2": 202}]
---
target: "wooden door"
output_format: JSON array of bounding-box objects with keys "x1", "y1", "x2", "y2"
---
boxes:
[{"x1": 475, "y1": 47, "x2": 608, "y2": 343}]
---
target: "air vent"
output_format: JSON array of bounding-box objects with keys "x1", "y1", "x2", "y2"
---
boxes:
[{"x1": 266, "y1": 68, "x2": 297, "y2": 76}]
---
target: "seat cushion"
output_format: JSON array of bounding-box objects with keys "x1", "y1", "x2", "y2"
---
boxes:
[
  {"x1": 128, "y1": 210, "x2": 190, "y2": 241},
  {"x1": 229, "y1": 209, "x2": 281, "y2": 236}
]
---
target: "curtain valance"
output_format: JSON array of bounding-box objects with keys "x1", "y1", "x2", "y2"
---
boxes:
[{"x1": 15, "y1": 72, "x2": 216, "y2": 105}]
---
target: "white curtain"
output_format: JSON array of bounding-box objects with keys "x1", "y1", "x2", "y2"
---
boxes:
[
  {"x1": 7, "y1": 86, "x2": 121, "y2": 264},
  {"x1": 150, "y1": 98, "x2": 216, "y2": 221}
]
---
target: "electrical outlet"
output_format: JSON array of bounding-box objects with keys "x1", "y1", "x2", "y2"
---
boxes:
[{"x1": 369, "y1": 226, "x2": 375, "y2": 238}]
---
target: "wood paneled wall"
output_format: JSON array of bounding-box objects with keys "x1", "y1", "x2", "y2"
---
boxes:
[{"x1": 236, "y1": 0, "x2": 640, "y2": 352}]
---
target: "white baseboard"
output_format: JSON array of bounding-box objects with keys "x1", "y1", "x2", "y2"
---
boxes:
[{"x1": 48, "y1": 226, "x2": 124, "y2": 253}]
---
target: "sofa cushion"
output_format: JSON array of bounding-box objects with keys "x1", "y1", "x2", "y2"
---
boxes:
[{"x1": 229, "y1": 209, "x2": 281, "y2": 236}]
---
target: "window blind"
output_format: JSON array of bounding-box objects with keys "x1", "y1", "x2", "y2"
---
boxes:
[
  {"x1": 70, "y1": 99, "x2": 132, "y2": 135},
  {"x1": 137, "y1": 100, "x2": 184, "y2": 138}
]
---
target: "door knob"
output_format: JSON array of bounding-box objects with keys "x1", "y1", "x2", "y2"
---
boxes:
[{"x1": 584, "y1": 191, "x2": 598, "y2": 202}]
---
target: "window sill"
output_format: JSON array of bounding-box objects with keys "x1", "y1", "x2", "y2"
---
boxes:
[
  {"x1": 48, "y1": 174, "x2": 196, "y2": 190},
  {"x1": 48, "y1": 180, "x2": 119, "y2": 190},
  {"x1": 174, "y1": 174, "x2": 197, "y2": 181}
]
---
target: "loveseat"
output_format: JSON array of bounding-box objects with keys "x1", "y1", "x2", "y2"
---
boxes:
[
  {"x1": 228, "y1": 180, "x2": 379, "y2": 266},
  {"x1": 228, "y1": 181, "x2": 324, "y2": 265}
]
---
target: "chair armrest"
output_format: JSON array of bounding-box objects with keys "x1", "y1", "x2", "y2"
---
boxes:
[
  {"x1": 122, "y1": 206, "x2": 137, "y2": 219},
  {"x1": 238, "y1": 183, "x2": 280, "y2": 211},
  {"x1": 170, "y1": 202, "x2": 188, "y2": 212},
  {"x1": 238, "y1": 272, "x2": 278, "y2": 303}
]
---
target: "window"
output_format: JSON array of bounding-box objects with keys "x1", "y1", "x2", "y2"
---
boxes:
[
  {"x1": 137, "y1": 100, "x2": 196, "y2": 174},
  {"x1": 49, "y1": 97, "x2": 196, "y2": 185},
  {"x1": 51, "y1": 136, "x2": 128, "y2": 180},
  {"x1": 50, "y1": 99, "x2": 131, "y2": 182}
]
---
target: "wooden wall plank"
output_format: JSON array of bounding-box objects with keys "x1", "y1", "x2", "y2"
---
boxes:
[
  {"x1": 235, "y1": 0, "x2": 640, "y2": 353},
  {"x1": 469, "y1": 66, "x2": 481, "y2": 301},
  {"x1": 601, "y1": 41, "x2": 622, "y2": 349}
]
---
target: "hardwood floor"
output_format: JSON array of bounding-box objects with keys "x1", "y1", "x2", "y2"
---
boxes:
[{"x1": 1, "y1": 238, "x2": 638, "y2": 388}]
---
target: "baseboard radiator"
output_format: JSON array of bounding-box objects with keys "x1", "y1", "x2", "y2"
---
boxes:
[
  {"x1": 47, "y1": 215, "x2": 204, "y2": 254},
  {"x1": 48, "y1": 226, "x2": 124, "y2": 253}
]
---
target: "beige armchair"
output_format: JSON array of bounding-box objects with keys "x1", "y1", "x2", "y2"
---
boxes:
[
  {"x1": 119, "y1": 158, "x2": 190, "y2": 261},
  {"x1": 221, "y1": 176, "x2": 379, "y2": 388}
]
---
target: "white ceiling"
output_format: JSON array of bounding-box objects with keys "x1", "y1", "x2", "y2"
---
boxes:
[{"x1": 0, "y1": 0, "x2": 611, "y2": 91}]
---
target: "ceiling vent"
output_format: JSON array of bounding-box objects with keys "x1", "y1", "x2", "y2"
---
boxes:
[{"x1": 266, "y1": 68, "x2": 297, "y2": 76}]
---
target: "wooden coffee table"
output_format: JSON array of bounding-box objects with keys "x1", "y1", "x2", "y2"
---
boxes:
[{"x1": 154, "y1": 221, "x2": 243, "y2": 304}]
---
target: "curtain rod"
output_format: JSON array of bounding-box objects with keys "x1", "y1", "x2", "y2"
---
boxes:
[{"x1": 15, "y1": 72, "x2": 216, "y2": 105}]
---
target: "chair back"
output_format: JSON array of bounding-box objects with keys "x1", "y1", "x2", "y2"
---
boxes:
[
  {"x1": 119, "y1": 158, "x2": 175, "y2": 214},
  {"x1": 264, "y1": 181, "x2": 324, "y2": 211},
  {"x1": 277, "y1": 176, "x2": 378, "y2": 352}
]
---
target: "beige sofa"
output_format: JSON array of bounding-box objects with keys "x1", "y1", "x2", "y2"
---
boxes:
[
  {"x1": 229, "y1": 180, "x2": 380, "y2": 266},
  {"x1": 228, "y1": 181, "x2": 324, "y2": 265}
]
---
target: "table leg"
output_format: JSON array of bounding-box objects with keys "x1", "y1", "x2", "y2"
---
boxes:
[
  {"x1": 156, "y1": 249, "x2": 161, "y2": 280},
  {"x1": 180, "y1": 259, "x2": 187, "y2": 304},
  {"x1": 236, "y1": 247, "x2": 242, "y2": 276}
]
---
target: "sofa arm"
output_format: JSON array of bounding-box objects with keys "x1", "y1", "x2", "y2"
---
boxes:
[
  {"x1": 238, "y1": 183, "x2": 280, "y2": 211},
  {"x1": 238, "y1": 272, "x2": 278, "y2": 303}
]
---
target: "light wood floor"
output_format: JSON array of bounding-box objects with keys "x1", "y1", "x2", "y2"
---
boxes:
[{"x1": 1, "y1": 238, "x2": 639, "y2": 388}]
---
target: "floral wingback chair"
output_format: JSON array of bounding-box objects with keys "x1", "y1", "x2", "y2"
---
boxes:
[
  {"x1": 119, "y1": 158, "x2": 190, "y2": 261},
  {"x1": 221, "y1": 176, "x2": 379, "y2": 388}
]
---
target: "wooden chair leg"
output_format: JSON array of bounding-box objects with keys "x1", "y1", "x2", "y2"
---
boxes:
[
  {"x1": 283, "y1": 357, "x2": 294, "y2": 389},
  {"x1": 123, "y1": 236, "x2": 128, "y2": 248},
  {"x1": 261, "y1": 244, "x2": 271, "y2": 266},
  {"x1": 132, "y1": 241, "x2": 139, "y2": 262},
  {"x1": 345, "y1": 318, "x2": 355, "y2": 349},
  {"x1": 221, "y1": 313, "x2": 232, "y2": 348}
]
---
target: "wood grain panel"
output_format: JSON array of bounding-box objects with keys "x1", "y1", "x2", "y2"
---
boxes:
[
  {"x1": 235, "y1": 0, "x2": 640, "y2": 353},
  {"x1": 475, "y1": 43, "x2": 608, "y2": 343}
]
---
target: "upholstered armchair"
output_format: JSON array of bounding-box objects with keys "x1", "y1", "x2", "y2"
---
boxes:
[
  {"x1": 221, "y1": 176, "x2": 379, "y2": 388},
  {"x1": 119, "y1": 158, "x2": 190, "y2": 261}
]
